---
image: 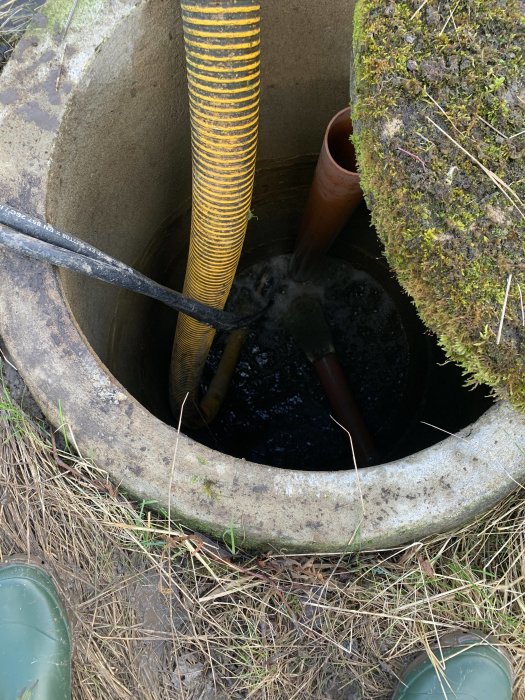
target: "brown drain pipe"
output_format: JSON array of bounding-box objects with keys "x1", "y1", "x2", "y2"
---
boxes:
[
  {"x1": 282, "y1": 295, "x2": 378, "y2": 467},
  {"x1": 286, "y1": 108, "x2": 376, "y2": 466},
  {"x1": 314, "y1": 354, "x2": 377, "y2": 467},
  {"x1": 290, "y1": 107, "x2": 362, "y2": 282}
]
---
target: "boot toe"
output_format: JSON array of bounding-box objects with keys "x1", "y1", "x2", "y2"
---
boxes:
[{"x1": 0, "y1": 563, "x2": 71, "y2": 700}]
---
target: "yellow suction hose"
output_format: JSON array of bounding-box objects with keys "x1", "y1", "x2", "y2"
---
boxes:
[{"x1": 170, "y1": 1, "x2": 261, "y2": 422}]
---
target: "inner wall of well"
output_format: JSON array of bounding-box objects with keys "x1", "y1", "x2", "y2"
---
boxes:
[
  {"x1": 44, "y1": 0, "x2": 492, "y2": 467},
  {"x1": 47, "y1": 0, "x2": 355, "y2": 375}
]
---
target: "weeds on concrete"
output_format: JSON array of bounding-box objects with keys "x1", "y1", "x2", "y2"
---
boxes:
[{"x1": 352, "y1": 0, "x2": 525, "y2": 409}]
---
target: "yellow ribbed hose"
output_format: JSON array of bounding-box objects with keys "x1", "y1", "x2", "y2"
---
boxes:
[{"x1": 169, "y1": 1, "x2": 260, "y2": 421}]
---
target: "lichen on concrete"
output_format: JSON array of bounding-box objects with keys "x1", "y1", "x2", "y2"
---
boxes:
[
  {"x1": 352, "y1": 0, "x2": 525, "y2": 408},
  {"x1": 40, "y1": 0, "x2": 105, "y2": 36}
]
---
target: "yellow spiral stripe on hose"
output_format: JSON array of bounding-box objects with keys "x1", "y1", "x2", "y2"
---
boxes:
[
  {"x1": 186, "y1": 57, "x2": 260, "y2": 74},
  {"x1": 186, "y1": 49, "x2": 261, "y2": 60},
  {"x1": 185, "y1": 39, "x2": 259, "y2": 52},
  {"x1": 188, "y1": 88, "x2": 260, "y2": 105},
  {"x1": 183, "y1": 16, "x2": 258, "y2": 27},
  {"x1": 188, "y1": 96, "x2": 258, "y2": 112},
  {"x1": 180, "y1": 4, "x2": 259, "y2": 12},
  {"x1": 190, "y1": 112, "x2": 258, "y2": 128},
  {"x1": 169, "y1": 1, "x2": 260, "y2": 418}
]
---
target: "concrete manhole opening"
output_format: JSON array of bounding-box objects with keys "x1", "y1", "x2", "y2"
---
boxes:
[
  {"x1": 0, "y1": 0, "x2": 524, "y2": 550},
  {"x1": 107, "y1": 172, "x2": 493, "y2": 471}
]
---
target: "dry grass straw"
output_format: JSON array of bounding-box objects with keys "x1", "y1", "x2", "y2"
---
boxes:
[
  {"x1": 0, "y1": 0, "x2": 36, "y2": 67},
  {"x1": 0, "y1": 377, "x2": 524, "y2": 699}
]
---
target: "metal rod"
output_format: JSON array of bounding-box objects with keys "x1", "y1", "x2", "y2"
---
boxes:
[{"x1": 0, "y1": 219, "x2": 259, "y2": 332}]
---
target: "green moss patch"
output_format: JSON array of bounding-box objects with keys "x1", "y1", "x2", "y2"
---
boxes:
[
  {"x1": 40, "y1": 0, "x2": 105, "y2": 37},
  {"x1": 352, "y1": 0, "x2": 525, "y2": 408}
]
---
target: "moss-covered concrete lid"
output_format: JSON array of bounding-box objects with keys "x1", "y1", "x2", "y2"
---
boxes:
[{"x1": 352, "y1": 0, "x2": 525, "y2": 408}]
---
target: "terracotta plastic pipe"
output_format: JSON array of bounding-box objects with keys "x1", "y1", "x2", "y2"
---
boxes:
[
  {"x1": 283, "y1": 295, "x2": 378, "y2": 467},
  {"x1": 286, "y1": 109, "x2": 376, "y2": 465},
  {"x1": 290, "y1": 107, "x2": 363, "y2": 282},
  {"x1": 313, "y1": 354, "x2": 377, "y2": 467}
]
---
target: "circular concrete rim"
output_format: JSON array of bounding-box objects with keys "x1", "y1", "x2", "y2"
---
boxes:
[{"x1": 0, "y1": 0, "x2": 524, "y2": 552}]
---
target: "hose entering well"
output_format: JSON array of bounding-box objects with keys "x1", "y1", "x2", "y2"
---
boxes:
[{"x1": 169, "y1": 1, "x2": 260, "y2": 422}]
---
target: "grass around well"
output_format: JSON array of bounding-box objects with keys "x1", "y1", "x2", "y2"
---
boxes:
[
  {"x1": 0, "y1": 368, "x2": 524, "y2": 699},
  {"x1": 0, "y1": 0, "x2": 40, "y2": 68}
]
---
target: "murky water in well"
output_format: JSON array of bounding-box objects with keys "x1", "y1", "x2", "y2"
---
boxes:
[
  {"x1": 108, "y1": 160, "x2": 493, "y2": 470},
  {"x1": 193, "y1": 254, "x2": 412, "y2": 469}
]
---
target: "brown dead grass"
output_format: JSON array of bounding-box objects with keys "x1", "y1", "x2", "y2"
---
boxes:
[
  {"x1": 0, "y1": 0, "x2": 37, "y2": 68},
  {"x1": 0, "y1": 374, "x2": 525, "y2": 699}
]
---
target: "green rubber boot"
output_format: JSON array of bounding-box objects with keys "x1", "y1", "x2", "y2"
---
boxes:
[
  {"x1": 0, "y1": 562, "x2": 71, "y2": 700},
  {"x1": 392, "y1": 630, "x2": 513, "y2": 699}
]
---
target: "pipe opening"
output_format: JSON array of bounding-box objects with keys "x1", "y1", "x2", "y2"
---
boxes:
[{"x1": 325, "y1": 109, "x2": 357, "y2": 173}]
